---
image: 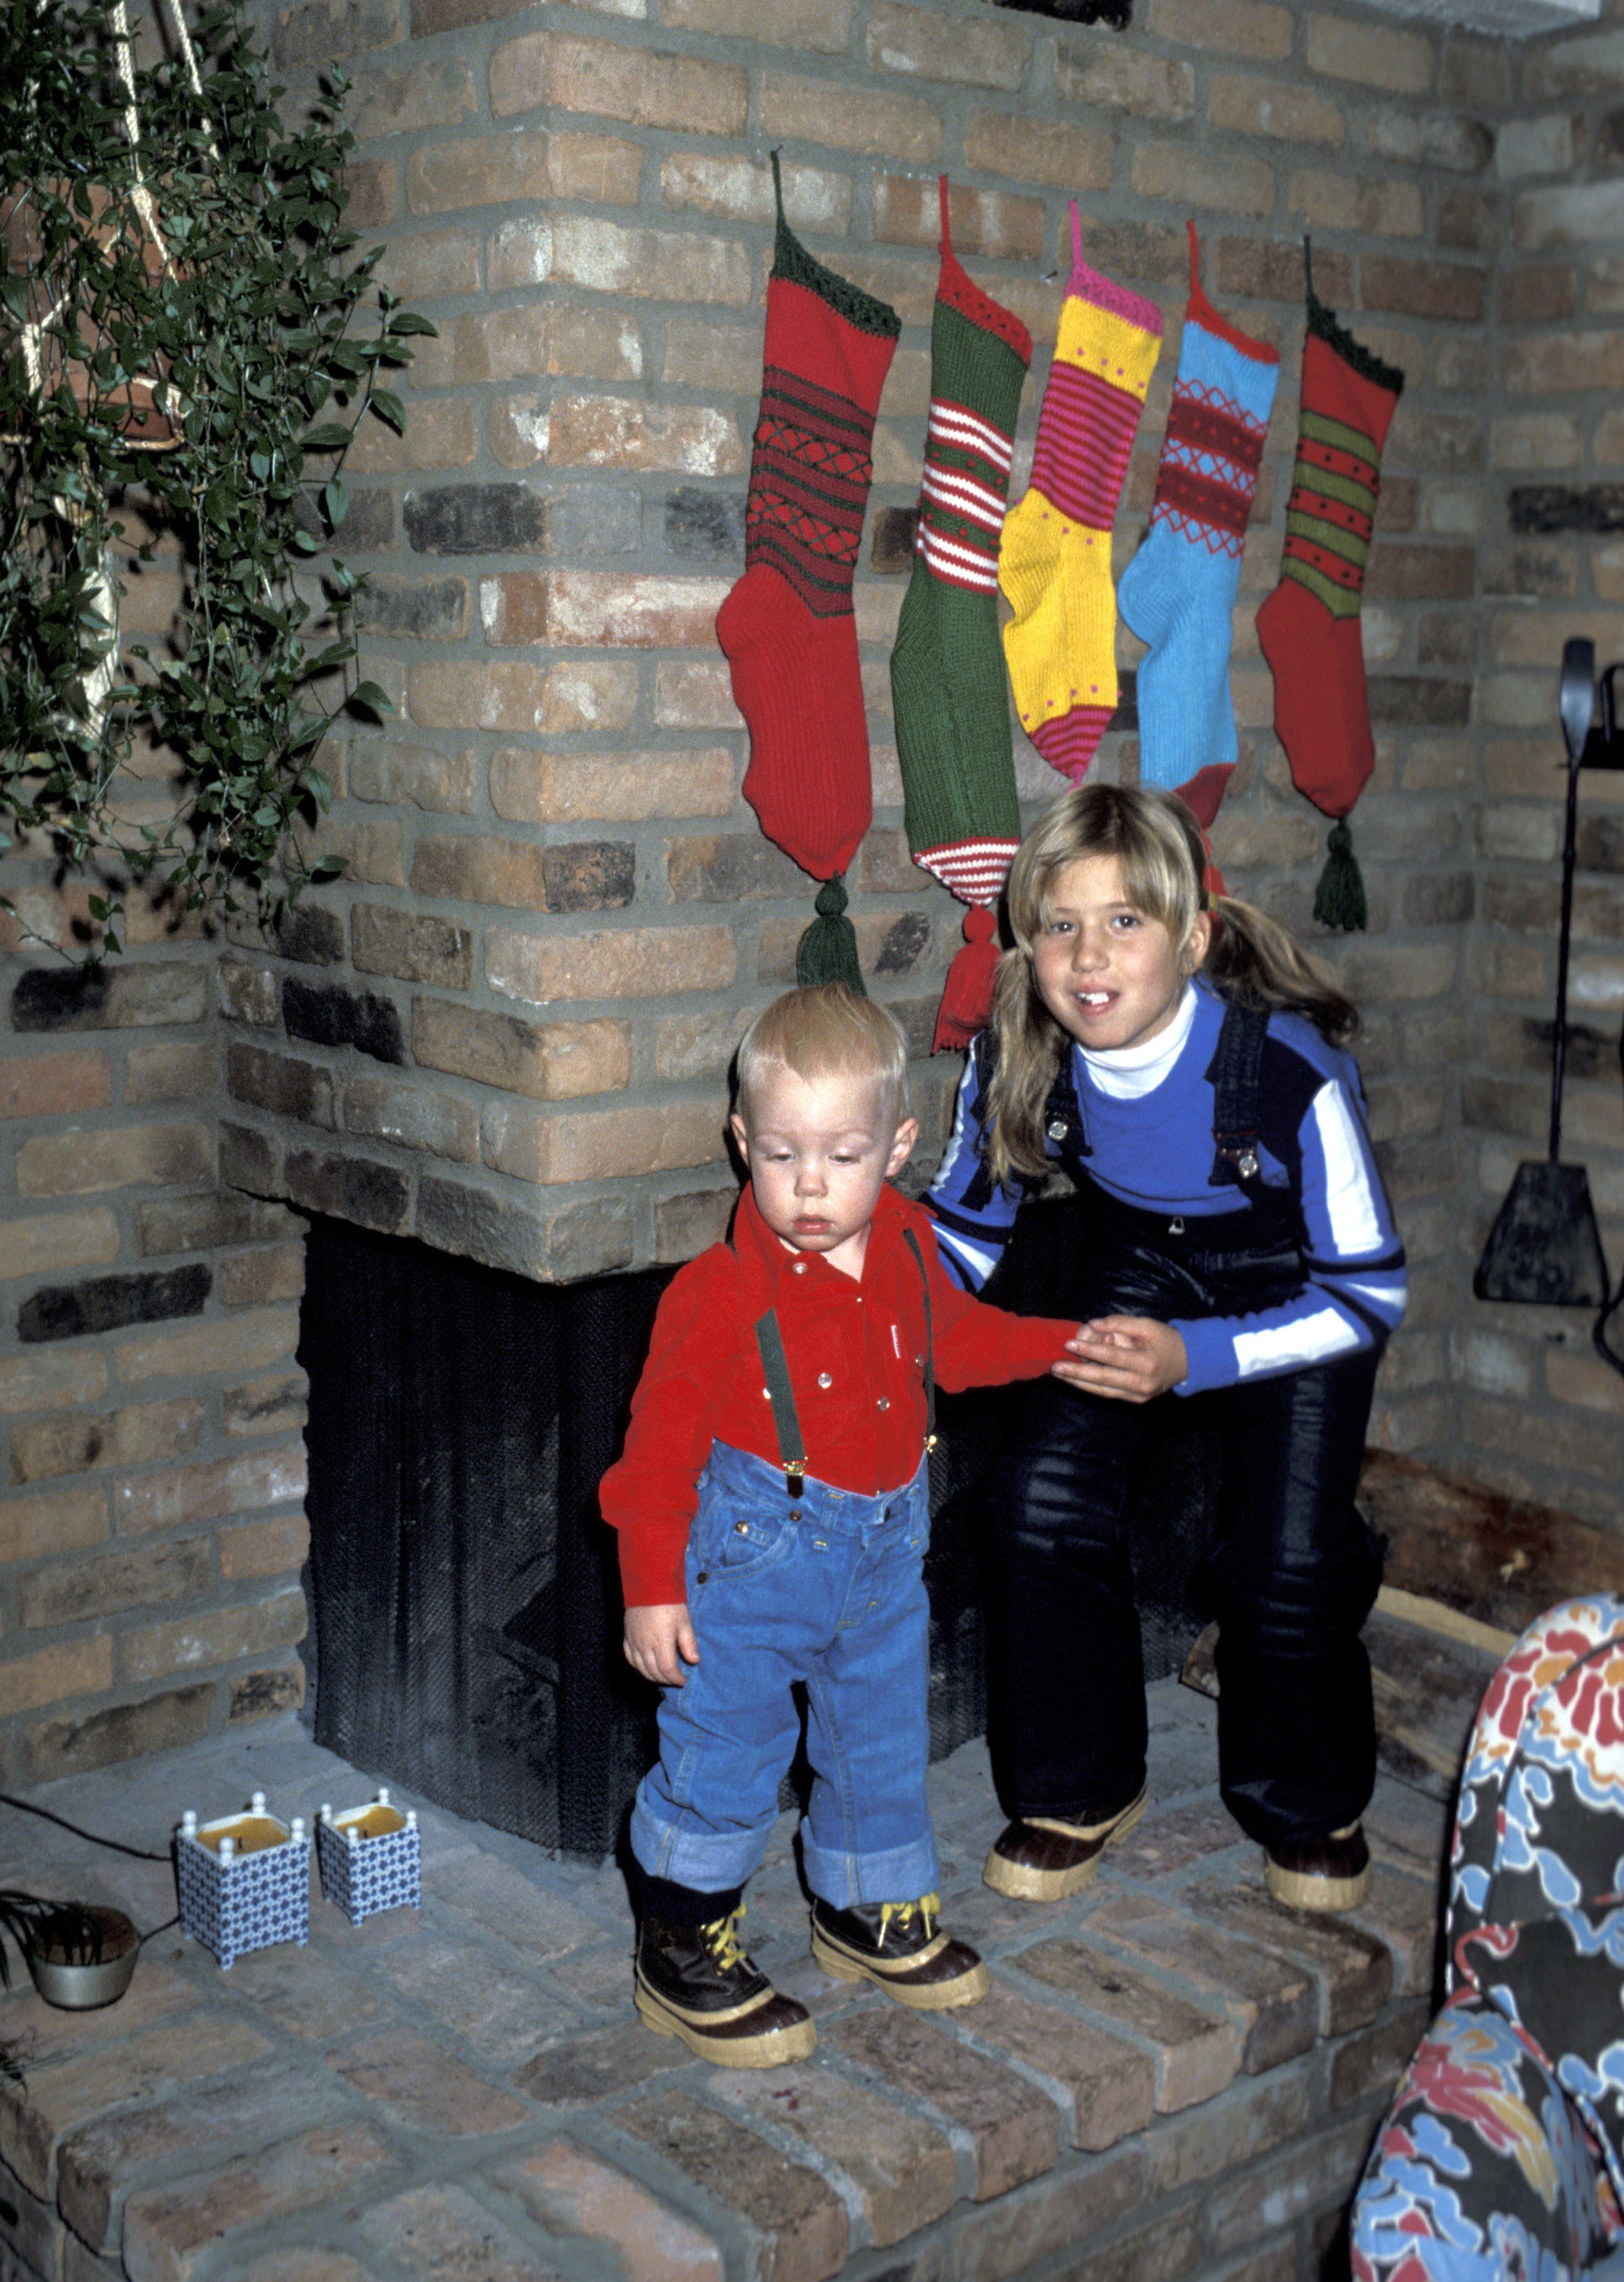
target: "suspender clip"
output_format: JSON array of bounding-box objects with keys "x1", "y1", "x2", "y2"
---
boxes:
[{"x1": 1212, "y1": 1136, "x2": 1261, "y2": 1184}]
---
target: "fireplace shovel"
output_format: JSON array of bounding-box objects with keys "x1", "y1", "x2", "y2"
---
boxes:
[{"x1": 1473, "y1": 639, "x2": 1612, "y2": 1310}]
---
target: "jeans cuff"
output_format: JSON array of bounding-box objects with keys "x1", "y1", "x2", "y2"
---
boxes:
[
  {"x1": 801, "y1": 1829, "x2": 939, "y2": 1910},
  {"x1": 629, "y1": 1792, "x2": 773, "y2": 1893}
]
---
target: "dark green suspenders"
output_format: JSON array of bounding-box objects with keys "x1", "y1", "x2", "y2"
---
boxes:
[
  {"x1": 751, "y1": 1227, "x2": 937, "y2": 1500},
  {"x1": 752, "y1": 1308, "x2": 806, "y2": 1496}
]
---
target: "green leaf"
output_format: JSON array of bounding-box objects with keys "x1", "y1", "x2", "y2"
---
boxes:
[{"x1": 0, "y1": 0, "x2": 433, "y2": 969}]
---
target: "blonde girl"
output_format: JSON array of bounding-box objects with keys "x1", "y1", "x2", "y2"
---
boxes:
[{"x1": 926, "y1": 785, "x2": 1405, "y2": 1913}]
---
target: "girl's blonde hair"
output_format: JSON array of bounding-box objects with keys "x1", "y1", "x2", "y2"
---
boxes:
[
  {"x1": 984, "y1": 784, "x2": 1358, "y2": 1186},
  {"x1": 736, "y1": 983, "x2": 911, "y2": 1127}
]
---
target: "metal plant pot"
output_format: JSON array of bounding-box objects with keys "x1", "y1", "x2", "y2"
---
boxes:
[{"x1": 23, "y1": 1905, "x2": 139, "y2": 2011}]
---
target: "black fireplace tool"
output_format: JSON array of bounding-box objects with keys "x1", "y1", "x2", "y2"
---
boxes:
[{"x1": 1474, "y1": 638, "x2": 1618, "y2": 1321}]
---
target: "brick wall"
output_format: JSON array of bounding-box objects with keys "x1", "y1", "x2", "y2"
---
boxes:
[
  {"x1": 0, "y1": 946, "x2": 311, "y2": 1786},
  {"x1": 7, "y1": 0, "x2": 1624, "y2": 1771},
  {"x1": 232, "y1": 0, "x2": 1619, "y2": 1508},
  {"x1": 236, "y1": 0, "x2": 1528, "y2": 1429},
  {"x1": 1455, "y1": 21, "x2": 1624, "y2": 1529}
]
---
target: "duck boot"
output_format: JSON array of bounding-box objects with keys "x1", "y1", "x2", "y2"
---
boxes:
[
  {"x1": 810, "y1": 1893, "x2": 989, "y2": 2009},
  {"x1": 983, "y1": 1781, "x2": 1149, "y2": 1902},
  {"x1": 635, "y1": 1905, "x2": 817, "y2": 2067},
  {"x1": 1263, "y1": 1824, "x2": 1371, "y2": 1913}
]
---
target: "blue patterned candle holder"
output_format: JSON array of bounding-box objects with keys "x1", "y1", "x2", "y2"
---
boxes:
[
  {"x1": 315, "y1": 1788, "x2": 421, "y2": 1928},
  {"x1": 175, "y1": 1791, "x2": 310, "y2": 1970}
]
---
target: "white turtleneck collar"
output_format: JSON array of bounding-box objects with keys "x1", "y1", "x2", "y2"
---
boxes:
[{"x1": 1077, "y1": 981, "x2": 1200, "y2": 1100}]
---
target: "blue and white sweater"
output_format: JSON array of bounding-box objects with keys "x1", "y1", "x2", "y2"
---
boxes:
[{"x1": 926, "y1": 979, "x2": 1407, "y2": 1397}]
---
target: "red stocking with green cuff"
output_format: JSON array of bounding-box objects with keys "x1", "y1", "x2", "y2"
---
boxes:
[
  {"x1": 1256, "y1": 249, "x2": 1403, "y2": 932},
  {"x1": 717, "y1": 155, "x2": 901, "y2": 986}
]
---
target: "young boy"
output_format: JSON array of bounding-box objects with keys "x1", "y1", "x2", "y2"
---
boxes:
[{"x1": 602, "y1": 984, "x2": 1081, "y2": 2067}]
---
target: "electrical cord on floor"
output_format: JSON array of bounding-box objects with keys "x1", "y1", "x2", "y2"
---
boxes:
[
  {"x1": 2, "y1": 1794, "x2": 181, "y2": 1950},
  {"x1": 0, "y1": 1790, "x2": 172, "y2": 1862}
]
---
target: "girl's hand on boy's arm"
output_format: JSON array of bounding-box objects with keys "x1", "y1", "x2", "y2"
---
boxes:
[
  {"x1": 1053, "y1": 1318, "x2": 1188, "y2": 1404},
  {"x1": 624, "y1": 1603, "x2": 700, "y2": 1686}
]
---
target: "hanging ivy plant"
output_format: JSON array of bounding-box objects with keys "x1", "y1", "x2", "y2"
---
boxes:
[{"x1": 0, "y1": 0, "x2": 432, "y2": 958}]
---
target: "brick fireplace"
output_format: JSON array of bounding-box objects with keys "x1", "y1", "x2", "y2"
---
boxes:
[{"x1": 2, "y1": 0, "x2": 1624, "y2": 1780}]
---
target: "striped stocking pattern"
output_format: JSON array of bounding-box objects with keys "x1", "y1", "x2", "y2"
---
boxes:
[
  {"x1": 1117, "y1": 224, "x2": 1278, "y2": 825},
  {"x1": 1257, "y1": 262, "x2": 1404, "y2": 872},
  {"x1": 891, "y1": 180, "x2": 1032, "y2": 1047},
  {"x1": 1000, "y1": 202, "x2": 1163, "y2": 784},
  {"x1": 717, "y1": 156, "x2": 900, "y2": 897}
]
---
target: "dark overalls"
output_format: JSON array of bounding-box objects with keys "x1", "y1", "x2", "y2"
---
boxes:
[{"x1": 978, "y1": 997, "x2": 1384, "y2": 1850}]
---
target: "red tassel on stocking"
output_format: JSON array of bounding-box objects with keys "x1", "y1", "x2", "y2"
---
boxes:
[{"x1": 933, "y1": 906, "x2": 1002, "y2": 1052}]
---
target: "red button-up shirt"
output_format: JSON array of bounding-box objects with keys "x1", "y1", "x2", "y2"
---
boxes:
[{"x1": 602, "y1": 1181, "x2": 1076, "y2": 1607}]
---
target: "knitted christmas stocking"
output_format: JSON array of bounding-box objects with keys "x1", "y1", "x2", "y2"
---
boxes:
[
  {"x1": 1256, "y1": 252, "x2": 1404, "y2": 932},
  {"x1": 1117, "y1": 224, "x2": 1279, "y2": 829},
  {"x1": 717, "y1": 154, "x2": 901, "y2": 986},
  {"x1": 999, "y1": 202, "x2": 1162, "y2": 784},
  {"x1": 890, "y1": 178, "x2": 1031, "y2": 1050}
]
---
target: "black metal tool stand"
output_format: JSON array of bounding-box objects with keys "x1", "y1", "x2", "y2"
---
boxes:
[{"x1": 1474, "y1": 639, "x2": 1620, "y2": 1320}]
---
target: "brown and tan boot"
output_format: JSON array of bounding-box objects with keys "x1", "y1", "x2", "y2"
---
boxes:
[
  {"x1": 635, "y1": 1905, "x2": 817, "y2": 2067},
  {"x1": 811, "y1": 1893, "x2": 988, "y2": 2009},
  {"x1": 983, "y1": 1782, "x2": 1149, "y2": 1902},
  {"x1": 1263, "y1": 1824, "x2": 1371, "y2": 1913}
]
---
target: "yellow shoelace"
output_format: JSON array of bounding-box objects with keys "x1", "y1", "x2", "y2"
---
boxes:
[
  {"x1": 700, "y1": 1904, "x2": 749, "y2": 1973},
  {"x1": 876, "y1": 1892, "x2": 940, "y2": 1949}
]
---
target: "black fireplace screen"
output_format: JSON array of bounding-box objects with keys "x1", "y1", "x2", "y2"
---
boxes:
[{"x1": 299, "y1": 1204, "x2": 1211, "y2": 1863}]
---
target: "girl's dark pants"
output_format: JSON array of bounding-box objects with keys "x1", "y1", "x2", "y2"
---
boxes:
[{"x1": 983, "y1": 1181, "x2": 1383, "y2": 1850}]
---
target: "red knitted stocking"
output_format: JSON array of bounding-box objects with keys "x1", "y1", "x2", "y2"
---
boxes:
[
  {"x1": 1257, "y1": 259, "x2": 1403, "y2": 930},
  {"x1": 717, "y1": 160, "x2": 900, "y2": 933}
]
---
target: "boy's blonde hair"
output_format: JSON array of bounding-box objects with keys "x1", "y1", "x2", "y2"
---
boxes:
[{"x1": 735, "y1": 984, "x2": 911, "y2": 1127}]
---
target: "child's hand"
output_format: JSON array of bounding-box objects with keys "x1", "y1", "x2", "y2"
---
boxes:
[
  {"x1": 624, "y1": 1603, "x2": 701, "y2": 1686},
  {"x1": 1053, "y1": 1318, "x2": 1189, "y2": 1404}
]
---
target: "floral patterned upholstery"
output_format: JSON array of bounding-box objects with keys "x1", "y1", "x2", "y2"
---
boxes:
[{"x1": 1353, "y1": 1597, "x2": 1624, "y2": 2282}]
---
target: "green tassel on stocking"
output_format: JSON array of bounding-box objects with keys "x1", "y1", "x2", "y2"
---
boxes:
[
  {"x1": 1314, "y1": 818, "x2": 1367, "y2": 933},
  {"x1": 796, "y1": 876, "x2": 865, "y2": 992}
]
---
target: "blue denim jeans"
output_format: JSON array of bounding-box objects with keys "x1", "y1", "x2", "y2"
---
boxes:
[{"x1": 629, "y1": 1440, "x2": 937, "y2": 1909}]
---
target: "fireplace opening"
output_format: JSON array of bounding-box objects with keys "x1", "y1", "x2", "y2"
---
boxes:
[{"x1": 297, "y1": 1204, "x2": 1212, "y2": 1864}]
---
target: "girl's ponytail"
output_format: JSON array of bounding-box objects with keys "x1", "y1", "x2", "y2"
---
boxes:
[{"x1": 1205, "y1": 895, "x2": 1359, "y2": 1044}]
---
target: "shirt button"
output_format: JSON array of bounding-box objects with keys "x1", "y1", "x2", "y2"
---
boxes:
[
  {"x1": 1047, "y1": 1118, "x2": 1069, "y2": 1140},
  {"x1": 876, "y1": 1397, "x2": 890, "y2": 1411},
  {"x1": 762, "y1": 1387, "x2": 771, "y2": 1400},
  {"x1": 818, "y1": 1372, "x2": 833, "y2": 1389},
  {"x1": 793, "y1": 1260, "x2": 807, "y2": 1273}
]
